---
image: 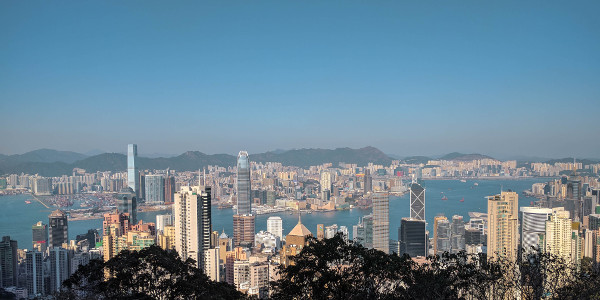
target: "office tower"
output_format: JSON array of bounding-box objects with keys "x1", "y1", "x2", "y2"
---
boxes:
[
  {"x1": 363, "y1": 169, "x2": 372, "y2": 193},
  {"x1": 174, "y1": 186, "x2": 212, "y2": 268},
  {"x1": 204, "y1": 248, "x2": 220, "y2": 282},
  {"x1": 32, "y1": 221, "x2": 48, "y2": 253},
  {"x1": 49, "y1": 247, "x2": 69, "y2": 294},
  {"x1": 267, "y1": 216, "x2": 283, "y2": 240},
  {"x1": 49, "y1": 210, "x2": 68, "y2": 248},
  {"x1": 233, "y1": 214, "x2": 256, "y2": 248},
  {"x1": 399, "y1": 218, "x2": 427, "y2": 257},
  {"x1": 434, "y1": 218, "x2": 451, "y2": 255},
  {"x1": 237, "y1": 151, "x2": 251, "y2": 215},
  {"x1": 117, "y1": 187, "x2": 137, "y2": 224},
  {"x1": 410, "y1": 182, "x2": 425, "y2": 220},
  {"x1": 372, "y1": 192, "x2": 390, "y2": 253},
  {"x1": 164, "y1": 175, "x2": 176, "y2": 204},
  {"x1": 156, "y1": 214, "x2": 173, "y2": 234},
  {"x1": 451, "y1": 215, "x2": 466, "y2": 253},
  {"x1": 26, "y1": 251, "x2": 44, "y2": 296},
  {"x1": 145, "y1": 175, "x2": 165, "y2": 204},
  {"x1": 353, "y1": 215, "x2": 373, "y2": 248},
  {"x1": 127, "y1": 144, "x2": 139, "y2": 198},
  {"x1": 433, "y1": 215, "x2": 448, "y2": 254},
  {"x1": 0, "y1": 236, "x2": 18, "y2": 287},
  {"x1": 520, "y1": 207, "x2": 552, "y2": 254},
  {"x1": 139, "y1": 172, "x2": 146, "y2": 200},
  {"x1": 325, "y1": 224, "x2": 339, "y2": 239},
  {"x1": 487, "y1": 191, "x2": 519, "y2": 261},
  {"x1": 317, "y1": 224, "x2": 324, "y2": 240},
  {"x1": 589, "y1": 214, "x2": 600, "y2": 230},
  {"x1": 545, "y1": 207, "x2": 572, "y2": 260}
]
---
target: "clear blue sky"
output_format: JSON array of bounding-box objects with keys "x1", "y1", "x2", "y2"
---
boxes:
[{"x1": 1, "y1": 1, "x2": 599, "y2": 158}]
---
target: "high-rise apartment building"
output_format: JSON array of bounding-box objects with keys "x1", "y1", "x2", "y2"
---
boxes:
[
  {"x1": 204, "y1": 248, "x2": 220, "y2": 282},
  {"x1": 233, "y1": 214, "x2": 256, "y2": 248},
  {"x1": 127, "y1": 144, "x2": 140, "y2": 198},
  {"x1": 372, "y1": 192, "x2": 389, "y2": 253},
  {"x1": 267, "y1": 216, "x2": 283, "y2": 240},
  {"x1": 164, "y1": 175, "x2": 176, "y2": 204},
  {"x1": 145, "y1": 175, "x2": 165, "y2": 204},
  {"x1": 545, "y1": 207, "x2": 573, "y2": 261},
  {"x1": 117, "y1": 187, "x2": 137, "y2": 224},
  {"x1": 487, "y1": 191, "x2": 518, "y2": 261},
  {"x1": 237, "y1": 151, "x2": 251, "y2": 215},
  {"x1": 156, "y1": 214, "x2": 173, "y2": 234},
  {"x1": 174, "y1": 186, "x2": 212, "y2": 269},
  {"x1": 410, "y1": 182, "x2": 425, "y2": 220},
  {"x1": 320, "y1": 170, "x2": 332, "y2": 192},
  {"x1": 32, "y1": 221, "x2": 48, "y2": 253},
  {"x1": 0, "y1": 236, "x2": 18, "y2": 288},
  {"x1": 520, "y1": 207, "x2": 552, "y2": 254},
  {"x1": 399, "y1": 218, "x2": 427, "y2": 257},
  {"x1": 49, "y1": 210, "x2": 68, "y2": 248}
]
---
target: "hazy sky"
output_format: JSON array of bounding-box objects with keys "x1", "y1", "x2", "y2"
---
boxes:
[{"x1": 1, "y1": 1, "x2": 599, "y2": 158}]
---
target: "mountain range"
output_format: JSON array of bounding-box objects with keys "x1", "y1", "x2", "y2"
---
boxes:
[{"x1": 1, "y1": 148, "x2": 597, "y2": 177}]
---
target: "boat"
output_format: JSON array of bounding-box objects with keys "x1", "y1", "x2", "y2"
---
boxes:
[
  {"x1": 25, "y1": 200, "x2": 32, "y2": 204},
  {"x1": 460, "y1": 197, "x2": 464, "y2": 202},
  {"x1": 460, "y1": 179, "x2": 467, "y2": 183},
  {"x1": 473, "y1": 182, "x2": 479, "y2": 186},
  {"x1": 441, "y1": 194, "x2": 447, "y2": 200}
]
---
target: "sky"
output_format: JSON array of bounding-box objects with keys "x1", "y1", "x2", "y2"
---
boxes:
[{"x1": 1, "y1": 1, "x2": 599, "y2": 159}]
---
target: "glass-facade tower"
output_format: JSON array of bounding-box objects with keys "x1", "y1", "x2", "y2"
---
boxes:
[
  {"x1": 236, "y1": 151, "x2": 251, "y2": 215},
  {"x1": 127, "y1": 144, "x2": 139, "y2": 199}
]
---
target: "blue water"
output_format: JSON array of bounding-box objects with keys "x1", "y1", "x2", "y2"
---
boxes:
[{"x1": 0, "y1": 179, "x2": 548, "y2": 249}]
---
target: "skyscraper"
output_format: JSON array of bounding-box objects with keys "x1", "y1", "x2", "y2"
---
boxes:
[
  {"x1": 49, "y1": 247, "x2": 69, "y2": 294},
  {"x1": 117, "y1": 187, "x2": 137, "y2": 224},
  {"x1": 410, "y1": 182, "x2": 425, "y2": 220},
  {"x1": 127, "y1": 144, "x2": 139, "y2": 198},
  {"x1": 520, "y1": 207, "x2": 552, "y2": 254},
  {"x1": 236, "y1": 151, "x2": 251, "y2": 215},
  {"x1": 433, "y1": 216, "x2": 450, "y2": 255},
  {"x1": 26, "y1": 251, "x2": 44, "y2": 296},
  {"x1": 487, "y1": 191, "x2": 519, "y2": 261},
  {"x1": 0, "y1": 236, "x2": 18, "y2": 288},
  {"x1": 164, "y1": 175, "x2": 176, "y2": 204},
  {"x1": 363, "y1": 169, "x2": 372, "y2": 193},
  {"x1": 399, "y1": 218, "x2": 427, "y2": 257},
  {"x1": 32, "y1": 221, "x2": 48, "y2": 253},
  {"x1": 174, "y1": 186, "x2": 212, "y2": 269},
  {"x1": 233, "y1": 214, "x2": 256, "y2": 248},
  {"x1": 49, "y1": 210, "x2": 68, "y2": 248},
  {"x1": 545, "y1": 207, "x2": 573, "y2": 261},
  {"x1": 267, "y1": 216, "x2": 283, "y2": 240},
  {"x1": 145, "y1": 175, "x2": 165, "y2": 204},
  {"x1": 433, "y1": 215, "x2": 448, "y2": 254},
  {"x1": 372, "y1": 192, "x2": 389, "y2": 253}
]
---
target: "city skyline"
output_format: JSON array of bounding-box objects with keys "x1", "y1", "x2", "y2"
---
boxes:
[{"x1": 1, "y1": 1, "x2": 599, "y2": 158}]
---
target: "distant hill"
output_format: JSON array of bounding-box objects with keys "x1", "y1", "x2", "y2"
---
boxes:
[
  {"x1": 402, "y1": 156, "x2": 432, "y2": 165},
  {"x1": 252, "y1": 146, "x2": 393, "y2": 167},
  {"x1": 439, "y1": 152, "x2": 494, "y2": 161},
  {"x1": 0, "y1": 149, "x2": 87, "y2": 165},
  {"x1": 0, "y1": 146, "x2": 394, "y2": 176}
]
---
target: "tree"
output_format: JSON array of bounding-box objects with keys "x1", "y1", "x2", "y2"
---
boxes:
[{"x1": 59, "y1": 245, "x2": 245, "y2": 300}]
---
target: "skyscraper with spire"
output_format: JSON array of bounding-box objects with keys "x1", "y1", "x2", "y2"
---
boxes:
[
  {"x1": 236, "y1": 151, "x2": 251, "y2": 215},
  {"x1": 127, "y1": 144, "x2": 139, "y2": 198}
]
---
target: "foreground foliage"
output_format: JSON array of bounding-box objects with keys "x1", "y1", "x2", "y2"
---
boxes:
[
  {"x1": 271, "y1": 234, "x2": 600, "y2": 300},
  {"x1": 59, "y1": 245, "x2": 244, "y2": 300}
]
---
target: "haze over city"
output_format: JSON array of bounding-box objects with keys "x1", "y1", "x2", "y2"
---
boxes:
[{"x1": 1, "y1": 1, "x2": 599, "y2": 158}]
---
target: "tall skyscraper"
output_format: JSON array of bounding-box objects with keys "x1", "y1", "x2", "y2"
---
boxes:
[
  {"x1": 145, "y1": 175, "x2": 165, "y2": 204},
  {"x1": 451, "y1": 215, "x2": 466, "y2": 253},
  {"x1": 26, "y1": 251, "x2": 44, "y2": 296},
  {"x1": 399, "y1": 218, "x2": 427, "y2": 257},
  {"x1": 0, "y1": 236, "x2": 18, "y2": 288},
  {"x1": 487, "y1": 191, "x2": 519, "y2": 261},
  {"x1": 127, "y1": 144, "x2": 139, "y2": 198},
  {"x1": 49, "y1": 210, "x2": 68, "y2": 248},
  {"x1": 117, "y1": 187, "x2": 137, "y2": 224},
  {"x1": 433, "y1": 216, "x2": 450, "y2": 255},
  {"x1": 363, "y1": 169, "x2": 372, "y2": 193},
  {"x1": 320, "y1": 170, "x2": 332, "y2": 192},
  {"x1": 164, "y1": 175, "x2": 176, "y2": 204},
  {"x1": 174, "y1": 186, "x2": 212, "y2": 269},
  {"x1": 267, "y1": 216, "x2": 283, "y2": 240},
  {"x1": 32, "y1": 221, "x2": 48, "y2": 253},
  {"x1": 372, "y1": 192, "x2": 389, "y2": 253},
  {"x1": 236, "y1": 151, "x2": 251, "y2": 215},
  {"x1": 433, "y1": 215, "x2": 448, "y2": 255},
  {"x1": 520, "y1": 207, "x2": 552, "y2": 254},
  {"x1": 49, "y1": 247, "x2": 69, "y2": 294},
  {"x1": 410, "y1": 182, "x2": 425, "y2": 220}
]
